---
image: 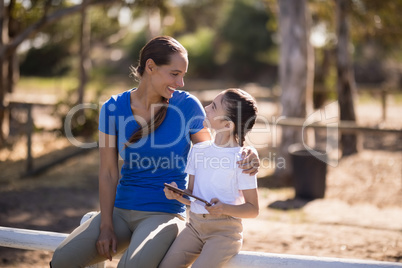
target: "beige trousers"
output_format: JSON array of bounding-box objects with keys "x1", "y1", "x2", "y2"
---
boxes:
[
  {"x1": 51, "y1": 207, "x2": 185, "y2": 268},
  {"x1": 159, "y1": 211, "x2": 243, "y2": 268}
]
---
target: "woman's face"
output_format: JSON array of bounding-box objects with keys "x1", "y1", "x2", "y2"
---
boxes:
[{"x1": 150, "y1": 52, "x2": 188, "y2": 99}]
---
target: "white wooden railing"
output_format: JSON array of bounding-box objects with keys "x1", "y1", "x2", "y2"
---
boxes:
[{"x1": 0, "y1": 212, "x2": 401, "y2": 268}]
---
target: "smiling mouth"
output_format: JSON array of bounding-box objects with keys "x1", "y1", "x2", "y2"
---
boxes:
[{"x1": 167, "y1": 87, "x2": 175, "y2": 93}]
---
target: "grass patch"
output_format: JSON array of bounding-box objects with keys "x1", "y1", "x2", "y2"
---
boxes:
[
  {"x1": 16, "y1": 76, "x2": 79, "y2": 94},
  {"x1": 15, "y1": 75, "x2": 134, "y2": 101}
]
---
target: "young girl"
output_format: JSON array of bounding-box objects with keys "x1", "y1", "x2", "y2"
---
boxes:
[{"x1": 160, "y1": 88, "x2": 259, "y2": 268}]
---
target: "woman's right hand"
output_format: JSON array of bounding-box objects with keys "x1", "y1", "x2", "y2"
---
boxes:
[
  {"x1": 96, "y1": 226, "x2": 117, "y2": 261},
  {"x1": 164, "y1": 182, "x2": 182, "y2": 200}
]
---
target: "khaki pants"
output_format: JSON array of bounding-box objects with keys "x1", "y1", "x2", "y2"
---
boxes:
[
  {"x1": 51, "y1": 207, "x2": 185, "y2": 268},
  {"x1": 159, "y1": 211, "x2": 243, "y2": 268}
]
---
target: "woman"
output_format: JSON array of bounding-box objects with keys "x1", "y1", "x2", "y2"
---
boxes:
[{"x1": 50, "y1": 36, "x2": 259, "y2": 268}]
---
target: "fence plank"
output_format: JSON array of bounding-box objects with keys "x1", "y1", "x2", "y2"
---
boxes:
[
  {"x1": 1, "y1": 226, "x2": 402, "y2": 267},
  {"x1": 223, "y1": 251, "x2": 402, "y2": 268},
  {"x1": 0, "y1": 226, "x2": 67, "y2": 252}
]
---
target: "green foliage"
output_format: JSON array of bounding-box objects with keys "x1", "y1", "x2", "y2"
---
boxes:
[
  {"x1": 20, "y1": 43, "x2": 71, "y2": 76},
  {"x1": 126, "y1": 30, "x2": 148, "y2": 68},
  {"x1": 178, "y1": 28, "x2": 217, "y2": 77},
  {"x1": 89, "y1": 6, "x2": 122, "y2": 42},
  {"x1": 133, "y1": 0, "x2": 170, "y2": 16},
  {"x1": 17, "y1": 3, "x2": 126, "y2": 77},
  {"x1": 17, "y1": 76, "x2": 78, "y2": 94},
  {"x1": 309, "y1": 0, "x2": 402, "y2": 60},
  {"x1": 349, "y1": 0, "x2": 402, "y2": 49},
  {"x1": 217, "y1": 0, "x2": 275, "y2": 79},
  {"x1": 219, "y1": 0, "x2": 273, "y2": 58},
  {"x1": 53, "y1": 88, "x2": 99, "y2": 139},
  {"x1": 179, "y1": 0, "x2": 225, "y2": 33},
  {"x1": 161, "y1": 5, "x2": 186, "y2": 36}
]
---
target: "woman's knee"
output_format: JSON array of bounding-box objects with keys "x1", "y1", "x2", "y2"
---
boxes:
[
  {"x1": 119, "y1": 215, "x2": 184, "y2": 268},
  {"x1": 51, "y1": 242, "x2": 101, "y2": 268},
  {"x1": 51, "y1": 247, "x2": 78, "y2": 268}
]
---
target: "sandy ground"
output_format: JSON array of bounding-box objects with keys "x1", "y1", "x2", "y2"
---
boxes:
[{"x1": 0, "y1": 94, "x2": 401, "y2": 267}]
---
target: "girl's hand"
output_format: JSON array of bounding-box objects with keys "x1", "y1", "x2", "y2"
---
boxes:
[
  {"x1": 205, "y1": 198, "x2": 226, "y2": 216},
  {"x1": 238, "y1": 147, "x2": 260, "y2": 175},
  {"x1": 164, "y1": 182, "x2": 183, "y2": 200},
  {"x1": 96, "y1": 227, "x2": 117, "y2": 261}
]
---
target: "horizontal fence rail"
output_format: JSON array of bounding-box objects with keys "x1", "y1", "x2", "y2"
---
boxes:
[
  {"x1": 0, "y1": 226, "x2": 66, "y2": 252},
  {"x1": 1, "y1": 225, "x2": 401, "y2": 268},
  {"x1": 269, "y1": 117, "x2": 402, "y2": 134}
]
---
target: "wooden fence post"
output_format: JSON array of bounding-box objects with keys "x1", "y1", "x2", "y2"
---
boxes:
[{"x1": 26, "y1": 103, "x2": 33, "y2": 173}]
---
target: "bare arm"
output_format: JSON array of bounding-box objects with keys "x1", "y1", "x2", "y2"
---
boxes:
[
  {"x1": 97, "y1": 131, "x2": 119, "y2": 261},
  {"x1": 190, "y1": 127, "x2": 211, "y2": 144},
  {"x1": 205, "y1": 188, "x2": 259, "y2": 218}
]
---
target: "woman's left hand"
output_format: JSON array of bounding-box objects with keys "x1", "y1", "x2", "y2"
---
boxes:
[
  {"x1": 205, "y1": 198, "x2": 225, "y2": 216},
  {"x1": 237, "y1": 147, "x2": 260, "y2": 175}
]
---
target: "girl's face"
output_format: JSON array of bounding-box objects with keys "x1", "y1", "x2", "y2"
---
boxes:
[
  {"x1": 150, "y1": 52, "x2": 188, "y2": 99},
  {"x1": 204, "y1": 93, "x2": 230, "y2": 131}
]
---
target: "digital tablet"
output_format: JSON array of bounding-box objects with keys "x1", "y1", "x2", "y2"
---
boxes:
[{"x1": 164, "y1": 183, "x2": 212, "y2": 206}]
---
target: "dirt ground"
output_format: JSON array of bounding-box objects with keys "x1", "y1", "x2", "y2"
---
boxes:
[{"x1": 0, "y1": 96, "x2": 401, "y2": 267}]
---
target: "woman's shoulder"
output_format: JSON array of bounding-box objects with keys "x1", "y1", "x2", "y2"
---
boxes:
[
  {"x1": 110, "y1": 89, "x2": 131, "y2": 102},
  {"x1": 102, "y1": 89, "x2": 130, "y2": 104},
  {"x1": 101, "y1": 89, "x2": 131, "y2": 109},
  {"x1": 171, "y1": 90, "x2": 202, "y2": 107}
]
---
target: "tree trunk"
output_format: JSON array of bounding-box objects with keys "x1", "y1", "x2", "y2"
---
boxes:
[
  {"x1": 147, "y1": 8, "x2": 161, "y2": 39},
  {"x1": 0, "y1": 0, "x2": 6, "y2": 146},
  {"x1": 335, "y1": 0, "x2": 358, "y2": 156},
  {"x1": 276, "y1": 0, "x2": 314, "y2": 184},
  {"x1": 77, "y1": 0, "x2": 91, "y2": 105},
  {"x1": 314, "y1": 48, "x2": 331, "y2": 109},
  {"x1": 6, "y1": 0, "x2": 18, "y2": 94},
  {"x1": 0, "y1": 0, "x2": 118, "y2": 146}
]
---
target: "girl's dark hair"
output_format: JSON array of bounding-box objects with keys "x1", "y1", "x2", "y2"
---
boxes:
[
  {"x1": 222, "y1": 88, "x2": 258, "y2": 147},
  {"x1": 126, "y1": 36, "x2": 187, "y2": 145}
]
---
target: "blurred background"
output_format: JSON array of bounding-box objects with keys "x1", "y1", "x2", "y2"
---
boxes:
[{"x1": 0, "y1": 0, "x2": 401, "y2": 267}]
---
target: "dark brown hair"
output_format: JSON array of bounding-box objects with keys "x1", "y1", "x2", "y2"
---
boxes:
[
  {"x1": 126, "y1": 36, "x2": 187, "y2": 145},
  {"x1": 221, "y1": 88, "x2": 258, "y2": 147}
]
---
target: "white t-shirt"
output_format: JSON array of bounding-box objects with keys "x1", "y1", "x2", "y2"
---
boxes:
[{"x1": 185, "y1": 141, "x2": 258, "y2": 214}]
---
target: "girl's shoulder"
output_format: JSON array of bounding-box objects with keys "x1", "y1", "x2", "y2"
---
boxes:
[{"x1": 192, "y1": 140, "x2": 213, "y2": 149}]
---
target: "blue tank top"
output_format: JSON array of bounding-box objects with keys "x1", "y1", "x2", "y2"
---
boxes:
[{"x1": 98, "y1": 89, "x2": 205, "y2": 217}]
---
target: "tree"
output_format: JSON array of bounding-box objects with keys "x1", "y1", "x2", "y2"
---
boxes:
[
  {"x1": 0, "y1": 0, "x2": 123, "y2": 146},
  {"x1": 276, "y1": 0, "x2": 314, "y2": 183},
  {"x1": 335, "y1": 0, "x2": 357, "y2": 156},
  {"x1": 78, "y1": 0, "x2": 91, "y2": 105},
  {"x1": 219, "y1": 0, "x2": 274, "y2": 80},
  {"x1": 133, "y1": 0, "x2": 171, "y2": 39},
  {"x1": 179, "y1": 0, "x2": 225, "y2": 33},
  {"x1": 0, "y1": 0, "x2": 8, "y2": 145}
]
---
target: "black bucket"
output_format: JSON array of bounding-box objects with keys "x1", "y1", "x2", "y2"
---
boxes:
[{"x1": 288, "y1": 143, "x2": 327, "y2": 200}]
